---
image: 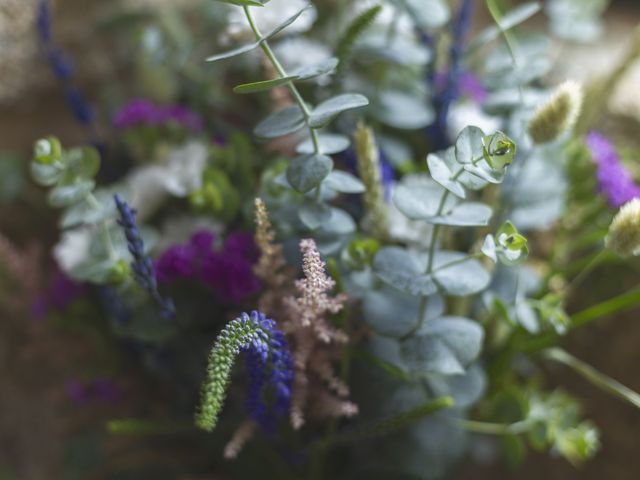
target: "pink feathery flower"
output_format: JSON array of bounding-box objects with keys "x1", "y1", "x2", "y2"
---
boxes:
[{"x1": 586, "y1": 131, "x2": 640, "y2": 208}]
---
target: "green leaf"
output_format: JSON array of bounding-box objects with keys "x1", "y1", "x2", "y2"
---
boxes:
[
  {"x1": 363, "y1": 287, "x2": 444, "y2": 338},
  {"x1": 233, "y1": 75, "x2": 299, "y2": 94},
  {"x1": 454, "y1": 126, "x2": 485, "y2": 164},
  {"x1": 59, "y1": 189, "x2": 118, "y2": 228},
  {"x1": 392, "y1": 182, "x2": 454, "y2": 220},
  {"x1": 483, "y1": 131, "x2": 516, "y2": 169},
  {"x1": 463, "y1": 161, "x2": 505, "y2": 184},
  {"x1": 373, "y1": 247, "x2": 438, "y2": 296},
  {"x1": 299, "y1": 201, "x2": 332, "y2": 230},
  {"x1": 432, "y1": 251, "x2": 491, "y2": 296},
  {"x1": 48, "y1": 180, "x2": 95, "y2": 208},
  {"x1": 286, "y1": 154, "x2": 333, "y2": 193},
  {"x1": 400, "y1": 316, "x2": 484, "y2": 375},
  {"x1": 429, "y1": 202, "x2": 493, "y2": 227},
  {"x1": 65, "y1": 147, "x2": 100, "y2": 179},
  {"x1": 262, "y1": 5, "x2": 312, "y2": 39},
  {"x1": 206, "y1": 41, "x2": 261, "y2": 62},
  {"x1": 399, "y1": 0, "x2": 450, "y2": 29},
  {"x1": 427, "y1": 153, "x2": 466, "y2": 198},
  {"x1": 254, "y1": 105, "x2": 305, "y2": 138},
  {"x1": 30, "y1": 161, "x2": 61, "y2": 186},
  {"x1": 442, "y1": 147, "x2": 488, "y2": 190},
  {"x1": 308, "y1": 93, "x2": 369, "y2": 128},
  {"x1": 68, "y1": 257, "x2": 119, "y2": 283},
  {"x1": 33, "y1": 136, "x2": 62, "y2": 164},
  {"x1": 296, "y1": 133, "x2": 350, "y2": 155},
  {"x1": 291, "y1": 57, "x2": 339, "y2": 81},
  {"x1": 323, "y1": 170, "x2": 365, "y2": 193},
  {"x1": 317, "y1": 207, "x2": 356, "y2": 234}
]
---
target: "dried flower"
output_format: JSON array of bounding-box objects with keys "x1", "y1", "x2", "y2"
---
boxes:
[
  {"x1": 224, "y1": 421, "x2": 256, "y2": 459},
  {"x1": 114, "y1": 194, "x2": 175, "y2": 319},
  {"x1": 606, "y1": 198, "x2": 640, "y2": 257},
  {"x1": 586, "y1": 131, "x2": 640, "y2": 208},
  {"x1": 527, "y1": 80, "x2": 584, "y2": 144}
]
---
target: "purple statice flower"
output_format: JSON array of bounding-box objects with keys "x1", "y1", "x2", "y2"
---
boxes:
[
  {"x1": 156, "y1": 230, "x2": 260, "y2": 305},
  {"x1": 66, "y1": 378, "x2": 122, "y2": 405},
  {"x1": 113, "y1": 99, "x2": 203, "y2": 133},
  {"x1": 586, "y1": 131, "x2": 640, "y2": 208},
  {"x1": 242, "y1": 311, "x2": 294, "y2": 433},
  {"x1": 36, "y1": 0, "x2": 96, "y2": 127},
  {"x1": 114, "y1": 194, "x2": 175, "y2": 319}
]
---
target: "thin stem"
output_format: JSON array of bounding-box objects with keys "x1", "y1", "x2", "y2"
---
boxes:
[
  {"x1": 455, "y1": 418, "x2": 531, "y2": 435},
  {"x1": 543, "y1": 347, "x2": 640, "y2": 409},
  {"x1": 562, "y1": 249, "x2": 608, "y2": 297},
  {"x1": 243, "y1": 6, "x2": 323, "y2": 199}
]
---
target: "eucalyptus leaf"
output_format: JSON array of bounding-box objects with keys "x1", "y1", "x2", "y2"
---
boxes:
[
  {"x1": 392, "y1": 182, "x2": 453, "y2": 220},
  {"x1": 69, "y1": 257, "x2": 118, "y2": 283},
  {"x1": 425, "y1": 363, "x2": 487, "y2": 408},
  {"x1": 323, "y1": 170, "x2": 365, "y2": 193},
  {"x1": 373, "y1": 247, "x2": 438, "y2": 296},
  {"x1": 454, "y1": 126, "x2": 485, "y2": 164},
  {"x1": 286, "y1": 154, "x2": 333, "y2": 193},
  {"x1": 463, "y1": 162, "x2": 505, "y2": 184},
  {"x1": 65, "y1": 147, "x2": 100, "y2": 179},
  {"x1": 233, "y1": 76, "x2": 299, "y2": 94},
  {"x1": 442, "y1": 148, "x2": 488, "y2": 190},
  {"x1": 400, "y1": 0, "x2": 450, "y2": 29},
  {"x1": 296, "y1": 133, "x2": 350, "y2": 155},
  {"x1": 291, "y1": 57, "x2": 339, "y2": 81},
  {"x1": 298, "y1": 201, "x2": 332, "y2": 230},
  {"x1": 308, "y1": 93, "x2": 369, "y2": 128},
  {"x1": 374, "y1": 90, "x2": 434, "y2": 129},
  {"x1": 254, "y1": 105, "x2": 305, "y2": 139},
  {"x1": 401, "y1": 316, "x2": 484, "y2": 375},
  {"x1": 468, "y1": 2, "x2": 542, "y2": 53},
  {"x1": 427, "y1": 153, "x2": 466, "y2": 199},
  {"x1": 317, "y1": 207, "x2": 356, "y2": 235},
  {"x1": 31, "y1": 161, "x2": 61, "y2": 186},
  {"x1": 206, "y1": 41, "x2": 260, "y2": 63},
  {"x1": 213, "y1": 0, "x2": 270, "y2": 6},
  {"x1": 48, "y1": 180, "x2": 95, "y2": 208},
  {"x1": 432, "y1": 251, "x2": 491, "y2": 296},
  {"x1": 429, "y1": 202, "x2": 493, "y2": 227}
]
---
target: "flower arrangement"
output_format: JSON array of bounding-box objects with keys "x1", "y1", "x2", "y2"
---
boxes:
[{"x1": 3, "y1": 0, "x2": 640, "y2": 478}]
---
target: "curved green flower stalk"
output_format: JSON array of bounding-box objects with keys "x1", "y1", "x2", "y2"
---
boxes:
[{"x1": 196, "y1": 315, "x2": 265, "y2": 431}]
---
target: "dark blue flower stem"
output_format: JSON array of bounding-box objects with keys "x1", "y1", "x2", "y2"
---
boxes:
[
  {"x1": 428, "y1": 0, "x2": 474, "y2": 150},
  {"x1": 114, "y1": 194, "x2": 175, "y2": 320},
  {"x1": 36, "y1": 0, "x2": 100, "y2": 138}
]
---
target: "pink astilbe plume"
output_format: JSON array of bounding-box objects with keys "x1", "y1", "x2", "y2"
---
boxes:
[{"x1": 251, "y1": 201, "x2": 357, "y2": 431}]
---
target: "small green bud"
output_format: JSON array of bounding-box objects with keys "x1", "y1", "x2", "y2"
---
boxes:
[
  {"x1": 343, "y1": 238, "x2": 380, "y2": 270},
  {"x1": 34, "y1": 136, "x2": 62, "y2": 164},
  {"x1": 109, "y1": 260, "x2": 130, "y2": 284},
  {"x1": 527, "y1": 80, "x2": 584, "y2": 145},
  {"x1": 482, "y1": 131, "x2": 516, "y2": 169},
  {"x1": 606, "y1": 198, "x2": 640, "y2": 256}
]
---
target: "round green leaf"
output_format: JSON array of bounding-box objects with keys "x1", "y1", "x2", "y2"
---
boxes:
[
  {"x1": 286, "y1": 154, "x2": 333, "y2": 193},
  {"x1": 298, "y1": 201, "x2": 332, "y2": 230},
  {"x1": 48, "y1": 180, "x2": 95, "y2": 208},
  {"x1": 31, "y1": 161, "x2": 61, "y2": 186},
  {"x1": 65, "y1": 147, "x2": 100, "y2": 179},
  {"x1": 308, "y1": 93, "x2": 369, "y2": 128},
  {"x1": 254, "y1": 105, "x2": 305, "y2": 139},
  {"x1": 427, "y1": 153, "x2": 466, "y2": 198},
  {"x1": 374, "y1": 90, "x2": 434, "y2": 129},
  {"x1": 401, "y1": 316, "x2": 484, "y2": 375},
  {"x1": 432, "y1": 251, "x2": 490, "y2": 296},
  {"x1": 317, "y1": 207, "x2": 356, "y2": 234},
  {"x1": 392, "y1": 182, "x2": 453, "y2": 220},
  {"x1": 454, "y1": 126, "x2": 485, "y2": 164},
  {"x1": 429, "y1": 202, "x2": 493, "y2": 227},
  {"x1": 323, "y1": 170, "x2": 365, "y2": 193},
  {"x1": 373, "y1": 247, "x2": 438, "y2": 296},
  {"x1": 296, "y1": 133, "x2": 350, "y2": 155},
  {"x1": 291, "y1": 57, "x2": 339, "y2": 81}
]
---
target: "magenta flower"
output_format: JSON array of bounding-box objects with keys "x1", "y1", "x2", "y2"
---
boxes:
[
  {"x1": 586, "y1": 131, "x2": 640, "y2": 208},
  {"x1": 113, "y1": 99, "x2": 203, "y2": 132}
]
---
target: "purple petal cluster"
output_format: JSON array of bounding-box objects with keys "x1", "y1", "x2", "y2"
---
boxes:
[
  {"x1": 66, "y1": 377, "x2": 122, "y2": 404},
  {"x1": 155, "y1": 231, "x2": 260, "y2": 304},
  {"x1": 586, "y1": 131, "x2": 640, "y2": 208},
  {"x1": 114, "y1": 194, "x2": 175, "y2": 319},
  {"x1": 36, "y1": 0, "x2": 95, "y2": 126},
  {"x1": 113, "y1": 99, "x2": 203, "y2": 133},
  {"x1": 242, "y1": 311, "x2": 294, "y2": 433}
]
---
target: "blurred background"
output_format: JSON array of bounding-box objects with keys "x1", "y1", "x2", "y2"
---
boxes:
[{"x1": 1, "y1": 0, "x2": 640, "y2": 478}]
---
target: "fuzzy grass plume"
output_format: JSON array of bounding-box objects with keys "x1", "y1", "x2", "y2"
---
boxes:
[
  {"x1": 606, "y1": 198, "x2": 640, "y2": 257},
  {"x1": 527, "y1": 80, "x2": 584, "y2": 144}
]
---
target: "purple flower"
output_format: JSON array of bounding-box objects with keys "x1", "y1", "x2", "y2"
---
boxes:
[
  {"x1": 156, "y1": 230, "x2": 261, "y2": 304},
  {"x1": 66, "y1": 378, "x2": 122, "y2": 405},
  {"x1": 586, "y1": 131, "x2": 640, "y2": 208},
  {"x1": 32, "y1": 267, "x2": 86, "y2": 318},
  {"x1": 113, "y1": 99, "x2": 203, "y2": 133}
]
